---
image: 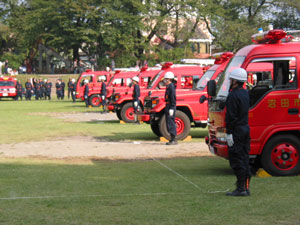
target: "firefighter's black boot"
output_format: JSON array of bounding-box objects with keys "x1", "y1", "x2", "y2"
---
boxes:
[
  {"x1": 166, "y1": 135, "x2": 177, "y2": 145},
  {"x1": 226, "y1": 177, "x2": 248, "y2": 197}
]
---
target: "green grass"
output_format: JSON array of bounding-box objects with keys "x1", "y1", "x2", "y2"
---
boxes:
[
  {"x1": 0, "y1": 98, "x2": 207, "y2": 144},
  {"x1": 0, "y1": 157, "x2": 299, "y2": 225},
  {"x1": 1, "y1": 98, "x2": 299, "y2": 224}
]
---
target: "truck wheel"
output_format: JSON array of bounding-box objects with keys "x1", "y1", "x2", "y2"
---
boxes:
[
  {"x1": 159, "y1": 111, "x2": 190, "y2": 141},
  {"x1": 120, "y1": 102, "x2": 135, "y2": 123},
  {"x1": 151, "y1": 121, "x2": 162, "y2": 137},
  {"x1": 89, "y1": 95, "x2": 101, "y2": 107},
  {"x1": 116, "y1": 109, "x2": 122, "y2": 120},
  {"x1": 261, "y1": 134, "x2": 300, "y2": 176}
]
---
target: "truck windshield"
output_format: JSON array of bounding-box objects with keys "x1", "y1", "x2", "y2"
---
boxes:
[
  {"x1": 215, "y1": 56, "x2": 245, "y2": 100},
  {"x1": 0, "y1": 81, "x2": 15, "y2": 87},
  {"x1": 147, "y1": 71, "x2": 163, "y2": 89},
  {"x1": 194, "y1": 70, "x2": 215, "y2": 90}
]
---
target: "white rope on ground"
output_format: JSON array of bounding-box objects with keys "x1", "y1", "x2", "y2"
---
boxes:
[
  {"x1": 152, "y1": 158, "x2": 201, "y2": 191},
  {"x1": 0, "y1": 192, "x2": 191, "y2": 201}
]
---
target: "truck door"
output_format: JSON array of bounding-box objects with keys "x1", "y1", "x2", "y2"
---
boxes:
[{"x1": 246, "y1": 56, "x2": 298, "y2": 148}]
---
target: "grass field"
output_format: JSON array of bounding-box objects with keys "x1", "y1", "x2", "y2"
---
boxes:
[{"x1": 1, "y1": 98, "x2": 300, "y2": 225}]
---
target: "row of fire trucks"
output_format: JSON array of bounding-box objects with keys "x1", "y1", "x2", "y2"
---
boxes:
[{"x1": 75, "y1": 29, "x2": 300, "y2": 176}]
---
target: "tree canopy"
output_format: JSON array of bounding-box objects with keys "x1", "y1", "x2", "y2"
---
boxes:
[{"x1": 0, "y1": 0, "x2": 299, "y2": 71}]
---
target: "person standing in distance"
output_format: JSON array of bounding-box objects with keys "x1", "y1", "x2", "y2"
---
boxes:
[
  {"x1": 131, "y1": 76, "x2": 140, "y2": 123},
  {"x1": 164, "y1": 71, "x2": 177, "y2": 145},
  {"x1": 83, "y1": 79, "x2": 89, "y2": 107},
  {"x1": 25, "y1": 79, "x2": 33, "y2": 100},
  {"x1": 99, "y1": 76, "x2": 107, "y2": 113},
  {"x1": 225, "y1": 68, "x2": 251, "y2": 197},
  {"x1": 45, "y1": 79, "x2": 52, "y2": 100},
  {"x1": 16, "y1": 81, "x2": 23, "y2": 100},
  {"x1": 69, "y1": 79, "x2": 76, "y2": 103}
]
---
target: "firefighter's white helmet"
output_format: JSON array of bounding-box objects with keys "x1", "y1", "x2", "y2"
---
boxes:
[
  {"x1": 72, "y1": 79, "x2": 76, "y2": 82},
  {"x1": 132, "y1": 76, "x2": 139, "y2": 82},
  {"x1": 229, "y1": 68, "x2": 247, "y2": 82},
  {"x1": 164, "y1": 71, "x2": 175, "y2": 79},
  {"x1": 84, "y1": 79, "x2": 89, "y2": 84}
]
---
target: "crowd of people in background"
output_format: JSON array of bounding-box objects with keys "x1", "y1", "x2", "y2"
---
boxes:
[{"x1": 15, "y1": 78, "x2": 77, "y2": 102}]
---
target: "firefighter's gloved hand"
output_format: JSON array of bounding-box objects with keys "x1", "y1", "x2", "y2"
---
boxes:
[
  {"x1": 169, "y1": 109, "x2": 174, "y2": 116},
  {"x1": 226, "y1": 134, "x2": 234, "y2": 147},
  {"x1": 73, "y1": 91, "x2": 75, "y2": 95},
  {"x1": 101, "y1": 95, "x2": 105, "y2": 100},
  {"x1": 84, "y1": 95, "x2": 88, "y2": 99},
  {"x1": 134, "y1": 101, "x2": 138, "y2": 107}
]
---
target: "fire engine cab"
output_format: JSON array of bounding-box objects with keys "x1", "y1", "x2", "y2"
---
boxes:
[
  {"x1": 0, "y1": 76, "x2": 17, "y2": 99},
  {"x1": 205, "y1": 29, "x2": 300, "y2": 176},
  {"x1": 140, "y1": 53, "x2": 234, "y2": 140}
]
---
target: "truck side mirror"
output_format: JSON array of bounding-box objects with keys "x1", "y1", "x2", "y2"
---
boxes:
[
  {"x1": 148, "y1": 91, "x2": 152, "y2": 96},
  {"x1": 199, "y1": 95, "x2": 207, "y2": 104},
  {"x1": 207, "y1": 80, "x2": 216, "y2": 97}
]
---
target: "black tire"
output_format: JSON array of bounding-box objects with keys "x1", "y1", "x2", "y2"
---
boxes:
[
  {"x1": 151, "y1": 121, "x2": 162, "y2": 137},
  {"x1": 159, "y1": 110, "x2": 190, "y2": 141},
  {"x1": 261, "y1": 134, "x2": 300, "y2": 176},
  {"x1": 116, "y1": 109, "x2": 122, "y2": 120},
  {"x1": 120, "y1": 102, "x2": 135, "y2": 123},
  {"x1": 89, "y1": 94, "x2": 101, "y2": 107}
]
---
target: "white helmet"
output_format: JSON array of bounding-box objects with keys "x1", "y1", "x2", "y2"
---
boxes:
[
  {"x1": 229, "y1": 68, "x2": 247, "y2": 82},
  {"x1": 132, "y1": 76, "x2": 139, "y2": 82},
  {"x1": 84, "y1": 79, "x2": 89, "y2": 84},
  {"x1": 44, "y1": 79, "x2": 47, "y2": 82},
  {"x1": 72, "y1": 79, "x2": 76, "y2": 82},
  {"x1": 164, "y1": 71, "x2": 175, "y2": 79}
]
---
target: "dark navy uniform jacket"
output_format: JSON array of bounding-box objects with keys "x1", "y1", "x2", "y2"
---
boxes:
[
  {"x1": 132, "y1": 84, "x2": 140, "y2": 101},
  {"x1": 165, "y1": 82, "x2": 176, "y2": 109},
  {"x1": 17, "y1": 83, "x2": 23, "y2": 92},
  {"x1": 225, "y1": 87, "x2": 250, "y2": 134},
  {"x1": 69, "y1": 83, "x2": 76, "y2": 91},
  {"x1": 84, "y1": 84, "x2": 89, "y2": 96},
  {"x1": 25, "y1": 82, "x2": 33, "y2": 90},
  {"x1": 100, "y1": 82, "x2": 106, "y2": 96},
  {"x1": 46, "y1": 82, "x2": 52, "y2": 91}
]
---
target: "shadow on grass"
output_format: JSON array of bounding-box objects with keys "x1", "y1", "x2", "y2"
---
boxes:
[
  {"x1": 87, "y1": 120, "x2": 120, "y2": 124},
  {"x1": 93, "y1": 131, "x2": 158, "y2": 141}
]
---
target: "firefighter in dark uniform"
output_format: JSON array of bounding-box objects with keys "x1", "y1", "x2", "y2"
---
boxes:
[
  {"x1": 69, "y1": 79, "x2": 76, "y2": 103},
  {"x1": 132, "y1": 76, "x2": 140, "y2": 122},
  {"x1": 56, "y1": 79, "x2": 63, "y2": 100},
  {"x1": 25, "y1": 79, "x2": 33, "y2": 100},
  {"x1": 83, "y1": 79, "x2": 89, "y2": 107},
  {"x1": 67, "y1": 78, "x2": 72, "y2": 99},
  {"x1": 225, "y1": 68, "x2": 251, "y2": 197},
  {"x1": 35, "y1": 79, "x2": 41, "y2": 100},
  {"x1": 45, "y1": 79, "x2": 52, "y2": 100},
  {"x1": 61, "y1": 79, "x2": 65, "y2": 100},
  {"x1": 164, "y1": 71, "x2": 177, "y2": 145},
  {"x1": 16, "y1": 81, "x2": 23, "y2": 100},
  {"x1": 39, "y1": 78, "x2": 45, "y2": 100},
  {"x1": 99, "y1": 76, "x2": 107, "y2": 113}
]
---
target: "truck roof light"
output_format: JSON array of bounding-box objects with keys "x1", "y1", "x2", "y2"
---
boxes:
[
  {"x1": 114, "y1": 70, "x2": 121, "y2": 74},
  {"x1": 162, "y1": 62, "x2": 173, "y2": 70},
  {"x1": 251, "y1": 29, "x2": 286, "y2": 44},
  {"x1": 213, "y1": 52, "x2": 234, "y2": 64},
  {"x1": 140, "y1": 65, "x2": 148, "y2": 72}
]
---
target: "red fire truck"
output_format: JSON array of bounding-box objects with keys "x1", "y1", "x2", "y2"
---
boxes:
[
  {"x1": 204, "y1": 29, "x2": 300, "y2": 176},
  {"x1": 76, "y1": 70, "x2": 112, "y2": 106},
  {"x1": 108, "y1": 66, "x2": 160, "y2": 121},
  {"x1": 138, "y1": 53, "x2": 233, "y2": 140},
  {"x1": 0, "y1": 76, "x2": 17, "y2": 99},
  {"x1": 109, "y1": 62, "x2": 205, "y2": 124}
]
